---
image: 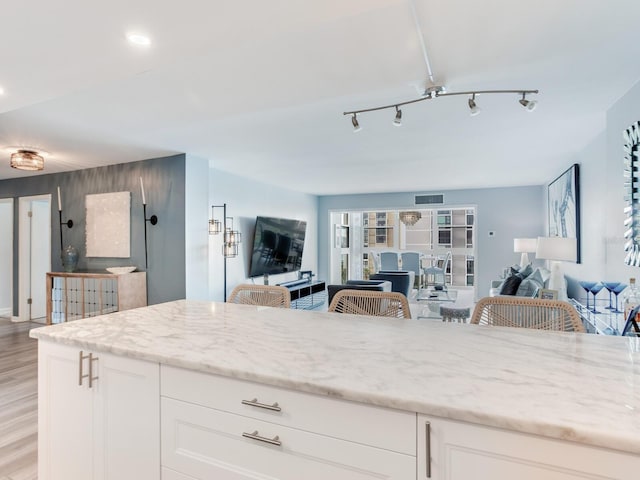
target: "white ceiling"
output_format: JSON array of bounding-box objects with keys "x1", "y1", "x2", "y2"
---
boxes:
[{"x1": 1, "y1": 0, "x2": 639, "y2": 195}]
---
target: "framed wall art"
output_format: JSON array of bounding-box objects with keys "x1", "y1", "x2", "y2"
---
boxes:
[
  {"x1": 548, "y1": 163, "x2": 580, "y2": 263},
  {"x1": 85, "y1": 192, "x2": 131, "y2": 258}
]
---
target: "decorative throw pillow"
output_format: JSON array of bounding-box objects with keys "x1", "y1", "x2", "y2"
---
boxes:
[
  {"x1": 518, "y1": 263, "x2": 534, "y2": 279},
  {"x1": 499, "y1": 275, "x2": 523, "y2": 295},
  {"x1": 515, "y1": 268, "x2": 545, "y2": 297}
]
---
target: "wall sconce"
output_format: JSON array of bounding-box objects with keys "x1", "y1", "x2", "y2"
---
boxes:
[
  {"x1": 210, "y1": 203, "x2": 241, "y2": 300},
  {"x1": 56, "y1": 186, "x2": 73, "y2": 251},
  {"x1": 140, "y1": 177, "x2": 158, "y2": 269}
]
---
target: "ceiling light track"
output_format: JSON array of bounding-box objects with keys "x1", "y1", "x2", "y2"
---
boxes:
[{"x1": 344, "y1": 88, "x2": 539, "y2": 131}]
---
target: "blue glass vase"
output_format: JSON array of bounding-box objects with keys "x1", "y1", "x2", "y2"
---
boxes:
[{"x1": 61, "y1": 245, "x2": 79, "y2": 272}]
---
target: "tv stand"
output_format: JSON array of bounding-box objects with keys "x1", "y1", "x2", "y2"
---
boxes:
[{"x1": 278, "y1": 280, "x2": 326, "y2": 310}]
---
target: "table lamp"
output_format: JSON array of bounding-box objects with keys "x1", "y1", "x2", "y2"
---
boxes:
[
  {"x1": 513, "y1": 238, "x2": 538, "y2": 267},
  {"x1": 536, "y1": 236, "x2": 577, "y2": 301}
]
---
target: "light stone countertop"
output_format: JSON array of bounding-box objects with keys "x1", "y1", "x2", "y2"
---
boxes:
[{"x1": 30, "y1": 299, "x2": 640, "y2": 455}]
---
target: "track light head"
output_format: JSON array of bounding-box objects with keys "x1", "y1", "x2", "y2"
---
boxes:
[
  {"x1": 468, "y1": 94, "x2": 480, "y2": 117},
  {"x1": 351, "y1": 113, "x2": 362, "y2": 132},
  {"x1": 393, "y1": 106, "x2": 402, "y2": 126},
  {"x1": 519, "y1": 93, "x2": 537, "y2": 112}
]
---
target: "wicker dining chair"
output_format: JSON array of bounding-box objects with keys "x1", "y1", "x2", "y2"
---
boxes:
[
  {"x1": 328, "y1": 290, "x2": 412, "y2": 319},
  {"x1": 470, "y1": 296, "x2": 585, "y2": 332},
  {"x1": 227, "y1": 284, "x2": 291, "y2": 308}
]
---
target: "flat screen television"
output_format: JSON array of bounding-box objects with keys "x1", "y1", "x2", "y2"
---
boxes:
[{"x1": 248, "y1": 216, "x2": 307, "y2": 277}]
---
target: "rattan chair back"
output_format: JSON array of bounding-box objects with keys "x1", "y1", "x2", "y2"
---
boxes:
[
  {"x1": 328, "y1": 290, "x2": 411, "y2": 319},
  {"x1": 470, "y1": 296, "x2": 584, "y2": 332},
  {"x1": 227, "y1": 284, "x2": 291, "y2": 308}
]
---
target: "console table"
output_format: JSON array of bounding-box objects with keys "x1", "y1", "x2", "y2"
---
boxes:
[
  {"x1": 569, "y1": 298, "x2": 624, "y2": 335},
  {"x1": 46, "y1": 271, "x2": 147, "y2": 325},
  {"x1": 279, "y1": 280, "x2": 327, "y2": 309}
]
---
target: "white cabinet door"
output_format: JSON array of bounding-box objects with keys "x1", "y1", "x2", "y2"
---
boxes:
[
  {"x1": 38, "y1": 342, "x2": 95, "y2": 480},
  {"x1": 93, "y1": 351, "x2": 159, "y2": 480},
  {"x1": 417, "y1": 415, "x2": 640, "y2": 480},
  {"x1": 38, "y1": 341, "x2": 159, "y2": 480}
]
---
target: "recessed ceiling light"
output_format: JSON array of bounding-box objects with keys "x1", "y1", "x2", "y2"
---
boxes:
[
  {"x1": 0, "y1": 86, "x2": 5, "y2": 95},
  {"x1": 126, "y1": 33, "x2": 151, "y2": 47}
]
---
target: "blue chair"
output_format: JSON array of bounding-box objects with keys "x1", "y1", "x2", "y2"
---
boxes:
[
  {"x1": 380, "y1": 252, "x2": 400, "y2": 271},
  {"x1": 327, "y1": 280, "x2": 392, "y2": 305},
  {"x1": 400, "y1": 252, "x2": 424, "y2": 289},
  {"x1": 370, "y1": 271, "x2": 414, "y2": 298}
]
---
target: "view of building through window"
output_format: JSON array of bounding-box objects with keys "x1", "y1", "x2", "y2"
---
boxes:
[{"x1": 330, "y1": 207, "x2": 476, "y2": 290}]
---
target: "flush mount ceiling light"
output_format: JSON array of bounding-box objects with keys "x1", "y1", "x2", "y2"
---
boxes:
[
  {"x1": 343, "y1": 0, "x2": 538, "y2": 129},
  {"x1": 10, "y1": 149, "x2": 45, "y2": 171},
  {"x1": 126, "y1": 33, "x2": 152, "y2": 46}
]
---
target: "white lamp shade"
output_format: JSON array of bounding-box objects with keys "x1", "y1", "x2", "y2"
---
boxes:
[
  {"x1": 535, "y1": 236, "x2": 577, "y2": 262},
  {"x1": 513, "y1": 238, "x2": 538, "y2": 253}
]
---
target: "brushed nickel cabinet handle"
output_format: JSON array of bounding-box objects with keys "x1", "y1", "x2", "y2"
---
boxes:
[
  {"x1": 88, "y1": 353, "x2": 99, "y2": 388},
  {"x1": 242, "y1": 430, "x2": 282, "y2": 446},
  {"x1": 425, "y1": 421, "x2": 432, "y2": 478},
  {"x1": 78, "y1": 351, "x2": 90, "y2": 386},
  {"x1": 241, "y1": 398, "x2": 281, "y2": 412}
]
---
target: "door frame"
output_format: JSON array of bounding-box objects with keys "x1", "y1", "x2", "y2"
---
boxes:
[
  {"x1": 0, "y1": 198, "x2": 13, "y2": 319},
  {"x1": 17, "y1": 194, "x2": 52, "y2": 322}
]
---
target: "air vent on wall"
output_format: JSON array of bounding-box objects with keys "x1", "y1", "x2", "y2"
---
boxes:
[{"x1": 415, "y1": 194, "x2": 444, "y2": 205}]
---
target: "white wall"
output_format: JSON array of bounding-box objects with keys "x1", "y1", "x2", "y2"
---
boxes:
[
  {"x1": 209, "y1": 167, "x2": 318, "y2": 301},
  {"x1": 0, "y1": 199, "x2": 12, "y2": 316}
]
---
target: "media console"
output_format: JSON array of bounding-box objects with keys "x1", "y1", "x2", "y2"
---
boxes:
[{"x1": 278, "y1": 280, "x2": 326, "y2": 309}]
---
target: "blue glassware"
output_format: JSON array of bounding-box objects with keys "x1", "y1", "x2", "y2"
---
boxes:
[
  {"x1": 602, "y1": 282, "x2": 620, "y2": 310},
  {"x1": 589, "y1": 282, "x2": 605, "y2": 313},
  {"x1": 579, "y1": 281, "x2": 596, "y2": 311},
  {"x1": 612, "y1": 283, "x2": 627, "y2": 313}
]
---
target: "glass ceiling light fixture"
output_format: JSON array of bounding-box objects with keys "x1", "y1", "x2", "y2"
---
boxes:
[
  {"x1": 351, "y1": 113, "x2": 361, "y2": 132},
  {"x1": 393, "y1": 106, "x2": 402, "y2": 126},
  {"x1": 10, "y1": 149, "x2": 45, "y2": 171},
  {"x1": 519, "y1": 92, "x2": 537, "y2": 112},
  {"x1": 468, "y1": 93, "x2": 480, "y2": 117},
  {"x1": 342, "y1": 0, "x2": 538, "y2": 128},
  {"x1": 399, "y1": 211, "x2": 422, "y2": 226}
]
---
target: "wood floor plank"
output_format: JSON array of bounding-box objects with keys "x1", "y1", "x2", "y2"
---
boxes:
[{"x1": 0, "y1": 319, "x2": 38, "y2": 479}]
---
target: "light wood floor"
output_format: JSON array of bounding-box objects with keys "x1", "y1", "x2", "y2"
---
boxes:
[{"x1": 0, "y1": 318, "x2": 38, "y2": 480}]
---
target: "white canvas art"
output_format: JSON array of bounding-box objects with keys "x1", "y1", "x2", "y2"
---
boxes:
[{"x1": 85, "y1": 192, "x2": 131, "y2": 257}]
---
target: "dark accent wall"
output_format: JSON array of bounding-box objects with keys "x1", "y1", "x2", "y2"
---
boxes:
[{"x1": 0, "y1": 154, "x2": 187, "y2": 315}]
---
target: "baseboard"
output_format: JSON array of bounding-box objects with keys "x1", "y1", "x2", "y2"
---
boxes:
[
  {"x1": 0, "y1": 307, "x2": 11, "y2": 317},
  {"x1": 11, "y1": 316, "x2": 28, "y2": 323}
]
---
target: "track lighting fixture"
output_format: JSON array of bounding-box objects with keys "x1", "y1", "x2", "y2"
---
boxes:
[
  {"x1": 351, "y1": 113, "x2": 361, "y2": 132},
  {"x1": 519, "y1": 92, "x2": 537, "y2": 112},
  {"x1": 393, "y1": 106, "x2": 402, "y2": 126},
  {"x1": 344, "y1": 87, "x2": 538, "y2": 128},
  {"x1": 468, "y1": 94, "x2": 480, "y2": 117}
]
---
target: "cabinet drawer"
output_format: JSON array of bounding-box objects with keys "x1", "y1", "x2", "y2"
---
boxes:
[
  {"x1": 162, "y1": 397, "x2": 415, "y2": 480},
  {"x1": 161, "y1": 365, "x2": 415, "y2": 455}
]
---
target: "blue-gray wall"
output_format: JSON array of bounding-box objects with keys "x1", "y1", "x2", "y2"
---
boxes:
[
  {"x1": 0, "y1": 154, "x2": 187, "y2": 314},
  {"x1": 318, "y1": 186, "x2": 545, "y2": 299}
]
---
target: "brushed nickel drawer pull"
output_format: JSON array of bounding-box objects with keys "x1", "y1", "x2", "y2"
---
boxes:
[
  {"x1": 241, "y1": 398, "x2": 281, "y2": 412},
  {"x1": 242, "y1": 430, "x2": 282, "y2": 446},
  {"x1": 78, "y1": 351, "x2": 90, "y2": 386},
  {"x1": 425, "y1": 421, "x2": 432, "y2": 478},
  {"x1": 88, "y1": 353, "x2": 99, "y2": 388}
]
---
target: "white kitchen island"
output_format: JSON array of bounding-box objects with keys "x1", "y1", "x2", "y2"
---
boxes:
[{"x1": 31, "y1": 299, "x2": 640, "y2": 479}]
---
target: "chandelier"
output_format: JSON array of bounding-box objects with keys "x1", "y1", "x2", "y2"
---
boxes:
[
  {"x1": 399, "y1": 211, "x2": 422, "y2": 226},
  {"x1": 10, "y1": 149, "x2": 45, "y2": 171}
]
